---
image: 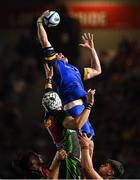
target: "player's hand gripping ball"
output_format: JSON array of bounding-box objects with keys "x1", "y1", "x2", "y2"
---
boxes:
[{"x1": 43, "y1": 11, "x2": 60, "y2": 27}]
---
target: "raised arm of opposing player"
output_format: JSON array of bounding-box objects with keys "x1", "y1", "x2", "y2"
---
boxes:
[{"x1": 79, "y1": 33, "x2": 102, "y2": 79}]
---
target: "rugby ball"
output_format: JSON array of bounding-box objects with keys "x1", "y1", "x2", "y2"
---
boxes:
[{"x1": 43, "y1": 11, "x2": 60, "y2": 27}]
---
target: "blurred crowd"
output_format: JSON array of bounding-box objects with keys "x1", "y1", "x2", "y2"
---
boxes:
[
  {"x1": 91, "y1": 37, "x2": 140, "y2": 178},
  {"x1": 0, "y1": 8, "x2": 140, "y2": 178}
]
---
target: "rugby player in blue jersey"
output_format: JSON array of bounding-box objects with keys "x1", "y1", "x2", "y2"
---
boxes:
[{"x1": 37, "y1": 10, "x2": 101, "y2": 138}]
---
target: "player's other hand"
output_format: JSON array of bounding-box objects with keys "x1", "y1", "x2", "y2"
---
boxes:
[{"x1": 79, "y1": 33, "x2": 94, "y2": 50}]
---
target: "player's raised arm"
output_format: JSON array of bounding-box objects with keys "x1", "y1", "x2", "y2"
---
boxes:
[
  {"x1": 37, "y1": 10, "x2": 52, "y2": 48},
  {"x1": 37, "y1": 10, "x2": 58, "y2": 63},
  {"x1": 79, "y1": 33, "x2": 102, "y2": 79}
]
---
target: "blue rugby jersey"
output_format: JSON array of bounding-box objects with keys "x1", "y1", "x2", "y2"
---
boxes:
[{"x1": 47, "y1": 58, "x2": 87, "y2": 105}]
